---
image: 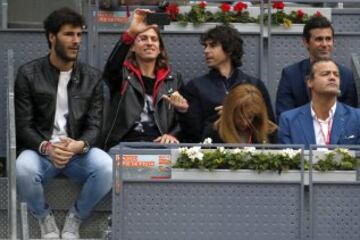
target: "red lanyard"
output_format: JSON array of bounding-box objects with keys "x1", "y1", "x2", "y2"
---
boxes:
[{"x1": 315, "y1": 117, "x2": 332, "y2": 145}]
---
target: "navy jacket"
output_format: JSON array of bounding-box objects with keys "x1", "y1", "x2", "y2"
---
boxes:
[
  {"x1": 179, "y1": 68, "x2": 275, "y2": 143},
  {"x1": 275, "y1": 58, "x2": 358, "y2": 118},
  {"x1": 277, "y1": 102, "x2": 360, "y2": 149}
]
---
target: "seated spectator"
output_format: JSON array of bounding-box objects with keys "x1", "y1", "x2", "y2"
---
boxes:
[
  {"x1": 15, "y1": 8, "x2": 112, "y2": 239},
  {"x1": 102, "y1": 9, "x2": 188, "y2": 150},
  {"x1": 276, "y1": 16, "x2": 357, "y2": 118},
  {"x1": 203, "y1": 84, "x2": 277, "y2": 143},
  {"x1": 278, "y1": 58, "x2": 360, "y2": 148},
  {"x1": 180, "y1": 25, "x2": 275, "y2": 143}
]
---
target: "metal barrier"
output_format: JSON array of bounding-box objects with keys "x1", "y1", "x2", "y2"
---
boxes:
[
  {"x1": 6, "y1": 48, "x2": 16, "y2": 240},
  {"x1": 308, "y1": 145, "x2": 360, "y2": 240},
  {"x1": 111, "y1": 143, "x2": 306, "y2": 240},
  {"x1": 111, "y1": 143, "x2": 360, "y2": 240}
]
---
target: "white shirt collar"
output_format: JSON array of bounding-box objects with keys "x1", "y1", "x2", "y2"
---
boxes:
[{"x1": 310, "y1": 101, "x2": 337, "y2": 121}]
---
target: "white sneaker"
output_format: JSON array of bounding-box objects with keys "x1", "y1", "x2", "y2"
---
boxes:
[
  {"x1": 38, "y1": 213, "x2": 60, "y2": 239},
  {"x1": 61, "y1": 212, "x2": 82, "y2": 239}
]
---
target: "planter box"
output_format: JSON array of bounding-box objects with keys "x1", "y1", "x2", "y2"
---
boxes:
[
  {"x1": 172, "y1": 168, "x2": 303, "y2": 182},
  {"x1": 311, "y1": 170, "x2": 357, "y2": 183},
  {"x1": 177, "y1": 6, "x2": 331, "y2": 20},
  {"x1": 172, "y1": 168, "x2": 357, "y2": 185},
  {"x1": 167, "y1": 6, "x2": 331, "y2": 35},
  {"x1": 164, "y1": 22, "x2": 260, "y2": 33}
]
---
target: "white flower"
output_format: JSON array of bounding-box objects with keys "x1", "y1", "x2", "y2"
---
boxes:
[
  {"x1": 178, "y1": 147, "x2": 189, "y2": 154},
  {"x1": 281, "y1": 148, "x2": 301, "y2": 158},
  {"x1": 203, "y1": 138, "x2": 213, "y2": 144},
  {"x1": 243, "y1": 147, "x2": 256, "y2": 153},
  {"x1": 217, "y1": 146, "x2": 226, "y2": 153},
  {"x1": 336, "y1": 148, "x2": 349, "y2": 155},
  {"x1": 187, "y1": 146, "x2": 203, "y2": 161},
  {"x1": 232, "y1": 148, "x2": 242, "y2": 154}
]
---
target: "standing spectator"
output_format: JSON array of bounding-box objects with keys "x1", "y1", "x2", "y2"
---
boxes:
[{"x1": 276, "y1": 16, "x2": 357, "y2": 118}]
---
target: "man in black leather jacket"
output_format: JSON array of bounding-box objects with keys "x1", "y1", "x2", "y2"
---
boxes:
[
  {"x1": 15, "y1": 8, "x2": 112, "y2": 239},
  {"x1": 102, "y1": 9, "x2": 188, "y2": 150}
]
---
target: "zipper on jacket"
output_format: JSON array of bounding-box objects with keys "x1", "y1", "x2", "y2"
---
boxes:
[{"x1": 104, "y1": 74, "x2": 132, "y2": 149}]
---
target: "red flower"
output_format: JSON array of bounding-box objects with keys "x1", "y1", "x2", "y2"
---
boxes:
[
  {"x1": 199, "y1": 1, "x2": 207, "y2": 9},
  {"x1": 314, "y1": 11, "x2": 322, "y2": 17},
  {"x1": 297, "y1": 9, "x2": 304, "y2": 18},
  {"x1": 166, "y1": 3, "x2": 179, "y2": 20},
  {"x1": 272, "y1": 1, "x2": 285, "y2": 10},
  {"x1": 220, "y1": 3, "x2": 231, "y2": 13},
  {"x1": 233, "y1": 2, "x2": 248, "y2": 13}
]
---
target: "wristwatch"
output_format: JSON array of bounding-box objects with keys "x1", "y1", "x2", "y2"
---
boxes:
[{"x1": 82, "y1": 141, "x2": 90, "y2": 154}]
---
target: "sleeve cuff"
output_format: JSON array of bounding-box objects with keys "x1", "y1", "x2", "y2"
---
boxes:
[
  {"x1": 121, "y1": 31, "x2": 136, "y2": 45},
  {"x1": 38, "y1": 141, "x2": 49, "y2": 155}
]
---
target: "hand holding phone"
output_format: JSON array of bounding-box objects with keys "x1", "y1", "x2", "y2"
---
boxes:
[{"x1": 146, "y1": 12, "x2": 171, "y2": 26}]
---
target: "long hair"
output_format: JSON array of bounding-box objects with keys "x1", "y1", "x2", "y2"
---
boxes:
[
  {"x1": 215, "y1": 84, "x2": 276, "y2": 143},
  {"x1": 126, "y1": 27, "x2": 169, "y2": 70}
]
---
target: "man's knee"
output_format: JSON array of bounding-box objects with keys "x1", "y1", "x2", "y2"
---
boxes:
[
  {"x1": 87, "y1": 148, "x2": 113, "y2": 177},
  {"x1": 16, "y1": 150, "x2": 42, "y2": 178}
]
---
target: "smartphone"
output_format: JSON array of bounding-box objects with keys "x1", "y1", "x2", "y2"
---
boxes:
[{"x1": 146, "y1": 12, "x2": 171, "y2": 26}]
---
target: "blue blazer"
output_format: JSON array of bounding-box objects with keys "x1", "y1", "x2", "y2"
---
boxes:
[
  {"x1": 277, "y1": 102, "x2": 360, "y2": 148},
  {"x1": 275, "y1": 58, "x2": 358, "y2": 118}
]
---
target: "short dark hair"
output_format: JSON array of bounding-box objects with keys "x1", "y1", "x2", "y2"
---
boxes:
[
  {"x1": 43, "y1": 7, "x2": 85, "y2": 49},
  {"x1": 303, "y1": 16, "x2": 334, "y2": 42},
  {"x1": 307, "y1": 58, "x2": 337, "y2": 80},
  {"x1": 200, "y1": 25, "x2": 243, "y2": 67}
]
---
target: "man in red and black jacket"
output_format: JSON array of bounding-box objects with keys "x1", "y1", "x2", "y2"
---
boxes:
[{"x1": 102, "y1": 9, "x2": 188, "y2": 150}]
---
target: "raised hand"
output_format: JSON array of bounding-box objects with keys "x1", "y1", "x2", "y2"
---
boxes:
[
  {"x1": 128, "y1": 9, "x2": 158, "y2": 37},
  {"x1": 162, "y1": 91, "x2": 189, "y2": 113}
]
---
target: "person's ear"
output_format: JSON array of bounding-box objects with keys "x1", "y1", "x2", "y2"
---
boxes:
[
  {"x1": 303, "y1": 38, "x2": 309, "y2": 50},
  {"x1": 306, "y1": 78, "x2": 313, "y2": 89},
  {"x1": 49, "y1": 33, "x2": 56, "y2": 49}
]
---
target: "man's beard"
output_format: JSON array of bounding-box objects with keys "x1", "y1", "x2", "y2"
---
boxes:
[{"x1": 55, "y1": 40, "x2": 78, "y2": 62}]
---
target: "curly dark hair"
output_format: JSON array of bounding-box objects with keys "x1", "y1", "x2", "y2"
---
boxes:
[
  {"x1": 43, "y1": 7, "x2": 85, "y2": 49},
  {"x1": 200, "y1": 25, "x2": 244, "y2": 67},
  {"x1": 303, "y1": 16, "x2": 334, "y2": 42}
]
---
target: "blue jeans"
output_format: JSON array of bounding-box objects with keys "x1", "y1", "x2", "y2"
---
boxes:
[{"x1": 16, "y1": 148, "x2": 112, "y2": 219}]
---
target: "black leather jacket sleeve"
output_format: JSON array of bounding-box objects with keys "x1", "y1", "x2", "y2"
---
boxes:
[
  {"x1": 77, "y1": 75, "x2": 104, "y2": 146},
  {"x1": 103, "y1": 40, "x2": 131, "y2": 97},
  {"x1": 15, "y1": 66, "x2": 46, "y2": 151}
]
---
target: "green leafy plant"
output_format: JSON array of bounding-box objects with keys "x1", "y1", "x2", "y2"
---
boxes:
[
  {"x1": 169, "y1": 1, "x2": 256, "y2": 25},
  {"x1": 167, "y1": 1, "x2": 324, "y2": 28},
  {"x1": 313, "y1": 148, "x2": 358, "y2": 171},
  {"x1": 174, "y1": 146, "x2": 302, "y2": 174},
  {"x1": 174, "y1": 146, "x2": 359, "y2": 174}
]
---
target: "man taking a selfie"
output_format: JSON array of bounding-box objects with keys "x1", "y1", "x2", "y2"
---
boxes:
[{"x1": 102, "y1": 9, "x2": 188, "y2": 150}]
